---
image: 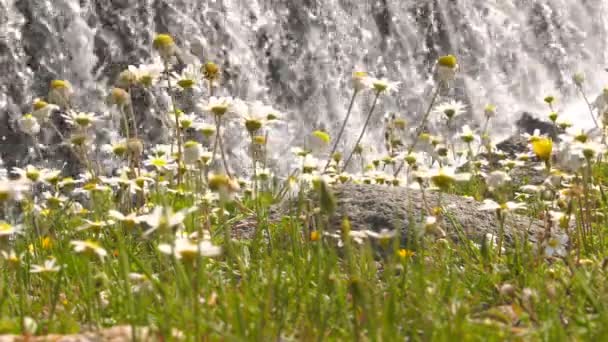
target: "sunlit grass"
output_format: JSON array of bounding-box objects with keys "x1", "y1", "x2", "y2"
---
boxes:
[{"x1": 2, "y1": 34, "x2": 608, "y2": 340}]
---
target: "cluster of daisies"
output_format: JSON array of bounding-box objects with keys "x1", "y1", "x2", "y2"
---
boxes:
[{"x1": 2, "y1": 32, "x2": 608, "y2": 306}]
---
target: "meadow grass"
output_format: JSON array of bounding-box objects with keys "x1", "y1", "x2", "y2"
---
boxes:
[{"x1": 2, "y1": 37, "x2": 608, "y2": 341}]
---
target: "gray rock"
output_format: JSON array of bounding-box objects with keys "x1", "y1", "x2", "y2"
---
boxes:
[{"x1": 329, "y1": 184, "x2": 549, "y2": 245}]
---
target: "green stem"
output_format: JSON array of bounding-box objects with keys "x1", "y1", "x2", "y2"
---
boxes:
[
  {"x1": 394, "y1": 86, "x2": 441, "y2": 176},
  {"x1": 343, "y1": 91, "x2": 381, "y2": 171},
  {"x1": 577, "y1": 85, "x2": 600, "y2": 129},
  {"x1": 164, "y1": 61, "x2": 183, "y2": 185},
  {"x1": 214, "y1": 115, "x2": 232, "y2": 178},
  {"x1": 126, "y1": 87, "x2": 139, "y2": 139},
  {"x1": 324, "y1": 89, "x2": 359, "y2": 171},
  {"x1": 119, "y1": 106, "x2": 131, "y2": 139}
]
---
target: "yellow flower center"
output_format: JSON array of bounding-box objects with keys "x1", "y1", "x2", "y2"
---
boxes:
[
  {"x1": 431, "y1": 170, "x2": 454, "y2": 190},
  {"x1": 177, "y1": 79, "x2": 195, "y2": 89},
  {"x1": 211, "y1": 104, "x2": 229, "y2": 116},
  {"x1": 312, "y1": 130, "x2": 331, "y2": 144},
  {"x1": 50, "y1": 80, "x2": 70, "y2": 90},
  {"x1": 33, "y1": 100, "x2": 49, "y2": 110},
  {"x1": 575, "y1": 134, "x2": 588, "y2": 143},
  {"x1": 437, "y1": 55, "x2": 458, "y2": 68},
  {"x1": 372, "y1": 81, "x2": 388, "y2": 93},
  {"x1": 254, "y1": 135, "x2": 267, "y2": 145},
  {"x1": 208, "y1": 174, "x2": 231, "y2": 192},
  {"x1": 245, "y1": 119, "x2": 262, "y2": 133},
  {"x1": 353, "y1": 71, "x2": 367, "y2": 79},
  {"x1": 180, "y1": 118, "x2": 193, "y2": 129},
  {"x1": 70, "y1": 134, "x2": 87, "y2": 146},
  {"x1": 75, "y1": 115, "x2": 92, "y2": 126},
  {"x1": 153, "y1": 34, "x2": 175, "y2": 50},
  {"x1": 26, "y1": 169, "x2": 40, "y2": 182},
  {"x1": 203, "y1": 62, "x2": 220, "y2": 81},
  {"x1": 113, "y1": 143, "x2": 128, "y2": 156},
  {"x1": 184, "y1": 140, "x2": 199, "y2": 149},
  {"x1": 0, "y1": 222, "x2": 12, "y2": 233},
  {"x1": 140, "y1": 75, "x2": 153, "y2": 87},
  {"x1": 151, "y1": 158, "x2": 168, "y2": 169}
]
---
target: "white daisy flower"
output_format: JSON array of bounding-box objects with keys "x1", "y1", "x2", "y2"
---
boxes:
[
  {"x1": 169, "y1": 62, "x2": 203, "y2": 92},
  {"x1": 128, "y1": 57, "x2": 164, "y2": 86},
  {"x1": 478, "y1": 199, "x2": 527, "y2": 213},
  {"x1": 485, "y1": 170, "x2": 511, "y2": 190},
  {"x1": 368, "y1": 77, "x2": 400, "y2": 94},
  {"x1": 140, "y1": 206, "x2": 197, "y2": 236},
  {"x1": 158, "y1": 237, "x2": 222, "y2": 261},
  {"x1": 71, "y1": 240, "x2": 108, "y2": 261},
  {"x1": 198, "y1": 96, "x2": 234, "y2": 117},
  {"x1": 61, "y1": 111, "x2": 101, "y2": 128},
  {"x1": 17, "y1": 114, "x2": 40, "y2": 136},
  {"x1": 0, "y1": 221, "x2": 21, "y2": 237},
  {"x1": 544, "y1": 234, "x2": 568, "y2": 258},
  {"x1": 432, "y1": 100, "x2": 467, "y2": 121},
  {"x1": 31, "y1": 99, "x2": 60, "y2": 121},
  {"x1": 30, "y1": 259, "x2": 62, "y2": 274}
]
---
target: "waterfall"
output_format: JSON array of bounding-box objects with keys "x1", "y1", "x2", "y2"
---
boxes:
[{"x1": 1, "y1": 0, "x2": 607, "y2": 168}]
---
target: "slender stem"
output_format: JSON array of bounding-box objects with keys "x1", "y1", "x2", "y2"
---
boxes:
[
  {"x1": 49, "y1": 122, "x2": 65, "y2": 141},
  {"x1": 251, "y1": 134, "x2": 259, "y2": 212},
  {"x1": 324, "y1": 89, "x2": 359, "y2": 171},
  {"x1": 164, "y1": 61, "x2": 183, "y2": 185},
  {"x1": 446, "y1": 119, "x2": 457, "y2": 161},
  {"x1": 126, "y1": 88, "x2": 139, "y2": 139},
  {"x1": 476, "y1": 117, "x2": 490, "y2": 155},
  {"x1": 32, "y1": 136, "x2": 43, "y2": 160},
  {"x1": 394, "y1": 86, "x2": 441, "y2": 176},
  {"x1": 342, "y1": 91, "x2": 381, "y2": 171},
  {"x1": 577, "y1": 85, "x2": 600, "y2": 129},
  {"x1": 214, "y1": 115, "x2": 232, "y2": 178},
  {"x1": 209, "y1": 79, "x2": 219, "y2": 161},
  {"x1": 119, "y1": 106, "x2": 131, "y2": 139},
  {"x1": 497, "y1": 212, "x2": 505, "y2": 257}
]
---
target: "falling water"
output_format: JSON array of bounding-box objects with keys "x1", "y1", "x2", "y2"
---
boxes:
[{"x1": 1, "y1": 0, "x2": 607, "y2": 170}]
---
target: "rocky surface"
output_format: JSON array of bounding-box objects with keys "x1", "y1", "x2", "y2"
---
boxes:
[
  {"x1": 496, "y1": 112, "x2": 561, "y2": 157},
  {"x1": 328, "y1": 184, "x2": 549, "y2": 245}
]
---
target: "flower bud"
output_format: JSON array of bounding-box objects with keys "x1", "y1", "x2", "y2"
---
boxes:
[
  {"x1": 108, "y1": 87, "x2": 131, "y2": 107},
  {"x1": 203, "y1": 62, "x2": 220, "y2": 82},
  {"x1": 117, "y1": 69, "x2": 138, "y2": 88},
  {"x1": 153, "y1": 34, "x2": 176, "y2": 60},
  {"x1": 183, "y1": 140, "x2": 203, "y2": 165},
  {"x1": 548, "y1": 111, "x2": 558, "y2": 122},
  {"x1": 112, "y1": 142, "x2": 128, "y2": 157},
  {"x1": 352, "y1": 71, "x2": 369, "y2": 91},
  {"x1": 572, "y1": 72, "x2": 585, "y2": 87},
  {"x1": 484, "y1": 104, "x2": 496, "y2": 118},
  {"x1": 544, "y1": 96, "x2": 555, "y2": 105},
  {"x1": 48, "y1": 79, "x2": 73, "y2": 108},
  {"x1": 245, "y1": 119, "x2": 262, "y2": 134},
  {"x1": 436, "y1": 55, "x2": 458, "y2": 83},
  {"x1": 127, "y1": 138, "x2": 144, "y2": 157}
]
